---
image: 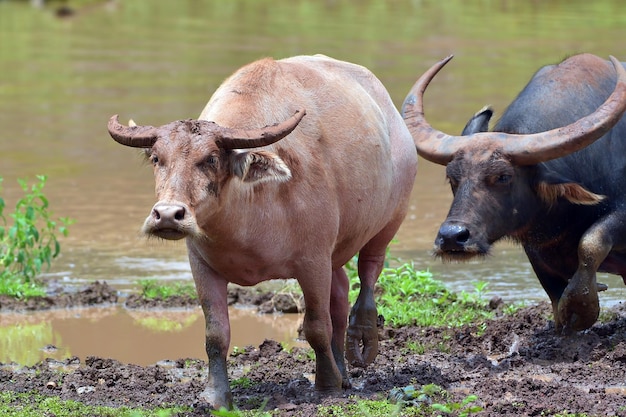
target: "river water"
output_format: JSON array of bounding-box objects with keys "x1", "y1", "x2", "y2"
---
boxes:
[{"x1": 1, "y1": 0, "x2": 626, "y2": 365}]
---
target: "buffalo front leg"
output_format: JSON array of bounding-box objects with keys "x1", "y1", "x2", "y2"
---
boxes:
[
  {"x1": 298, "y1": 262, "x2": 343, "y2": 393},
  {"x1": 557, "y1": 214, "x2": 624, "y2": 332},
  {"x1": 187, "y1": 245, "x2": 233, "y2": 410},
  {"x1": 346, "y1": 253, "x2": 383, "y2": 368}
]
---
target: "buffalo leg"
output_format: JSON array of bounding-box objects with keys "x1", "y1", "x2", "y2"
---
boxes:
[
  {"x1": 298, "y1": 262, "x2": 343, "y2": 392},
  {"x1": 557, "y1": 214, "x2": 626, "y2": 332},
  {"x1": 330, "y1": 268, "x2": 352, "y2": 389},
  {"x1": 525, "y1": 247, "x2": 570, "y2": 327},
  {"x1": 330, "y1": 267, "x2": 350, "y2": 388},
  {"x1": 187, "y1": 246, "x2": 233, "y2": 410},
  {"x1": 346, "y1": 252, "x2": 383, "y2": 368},
  {"x1": 346, "y1": 214, "x2": 406, "y2": 367}
]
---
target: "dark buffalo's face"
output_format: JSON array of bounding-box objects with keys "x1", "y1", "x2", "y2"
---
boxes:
[
  {"x1": 402, "y1": 55, "x2": 626, "y2": 261},
  {"x1": 434, "y1": 150, "x2": 539, "y2": 261}
]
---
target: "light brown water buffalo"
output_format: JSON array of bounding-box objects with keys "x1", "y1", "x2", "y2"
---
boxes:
[
  {"x1": 402, "y1": 54, "x2": 626, "y2": 334},
  {"x1": 107, "y1": 54, "x2": 418, "y2": 409}
]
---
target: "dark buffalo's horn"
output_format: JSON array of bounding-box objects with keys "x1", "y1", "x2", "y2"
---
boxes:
[
  {"x1": 215, "y1": 108, "x2": 306, "y2": 149},
  {"x1": 403, "y1": 55, "x2": 626, "y2": 166},
  {"x1": 107, "y1": 115, "x2": 159, "y2": 148}
]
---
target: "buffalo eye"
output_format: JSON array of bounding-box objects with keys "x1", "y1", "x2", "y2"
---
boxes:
[
  {"x1": 200, "y1": 154, "x2": 219, "y2": 170},
  {"x1": 493, "y1": 174, "x2": 512, "y2": 186}
]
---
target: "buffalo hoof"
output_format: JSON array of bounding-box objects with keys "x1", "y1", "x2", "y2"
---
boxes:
[
  {"x1": 346, "y1": 292, "x2": 379, "y2": 367},
  {"x1": 198, "y1": 387, "x2": 233, "y2": 411},
  {"x1": 556, "y1": 297, "x2": 599, "y2": 334},
  {"x1": 314, "y1": 384, "x2": 343, "y2": 396},
  {"x1": 346, "y1": 323, "x2": 379, "y2": 368}
]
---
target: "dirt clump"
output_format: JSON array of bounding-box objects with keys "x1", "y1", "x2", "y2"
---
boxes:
[
  {"x1": 3, "y1": 290, "x2": 626, "y2": 416},
  {"x1": 124, "y1": 284, "x2": 303, "y2": 313},
  {"x1": 0, "y1": 280, "x2": 117, "y2": 312}
]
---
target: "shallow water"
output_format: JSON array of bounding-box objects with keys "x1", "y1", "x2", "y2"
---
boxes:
[
  {"x1": 1, "y1": 0, "x2": 626, "y2": 365},
  {"x1": 0, "y1": 305, "x2": 305, "y2": 366}
]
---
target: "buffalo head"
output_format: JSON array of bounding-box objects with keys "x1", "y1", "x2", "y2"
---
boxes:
[
  {"x1": 402, "y1": 55, "x2": 626, "y2": 261},
  {"x1": 107, "y1": 109, "x2": 306, "y2": 241}
]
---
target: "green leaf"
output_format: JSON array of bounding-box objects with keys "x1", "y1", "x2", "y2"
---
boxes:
[{"x1": 0, "y1": 175, "x2": 72, "y2": 298}]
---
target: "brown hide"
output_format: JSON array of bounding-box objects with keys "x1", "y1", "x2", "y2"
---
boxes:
[
  {"x1": 110, "y1": 54, "x2": 418, "y2": 409},
  {"x1": 190, "y1": 55, "x2": 417, "y2": 279}
]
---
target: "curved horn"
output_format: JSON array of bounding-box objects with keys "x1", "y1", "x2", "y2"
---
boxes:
[
  {"x1": 403, "y1": 55, "x2": 626, "y2": 166},
  {"x1": 107, "y1": 115, "x2": 158, "y2": 148},
  {"x1": 215, "y1": 108, "x2": 306, "y2": 150}
]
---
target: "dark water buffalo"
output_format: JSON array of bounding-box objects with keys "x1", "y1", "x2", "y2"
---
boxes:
[
  {"x1": 402, "y1": 53, "x2": 626, "y2": 334},
  {"x1": 107, "y1": 55, "x2": 418, "y2": 409}
]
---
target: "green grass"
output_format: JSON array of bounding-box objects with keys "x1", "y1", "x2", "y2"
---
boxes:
[
  {"x1": 318, "y1": 383, "x2": 481, "y2": 417},
  {"x1": 347, "y1": 259, "x2": 495, "y2": 328},
  {"x1": 137, "y1": 279, "x2": 197, "y2": 300},
  {"x1": 0, "y1": 391, "x2": 189, "y2": 417}
]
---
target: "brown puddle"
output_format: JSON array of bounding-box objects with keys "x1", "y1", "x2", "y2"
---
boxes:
[{"x1": 0, "y1": 306, "x2": 306, "y2": 366}]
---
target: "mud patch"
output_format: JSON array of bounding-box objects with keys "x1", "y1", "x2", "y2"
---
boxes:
[
  {"x1": 0, "y1": 281, "x2": 118, "y2": 312},
  {"x1": 2, "y1": 298, "x2": 626, "y2": 416}
]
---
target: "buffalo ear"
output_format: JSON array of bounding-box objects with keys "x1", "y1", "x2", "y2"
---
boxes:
[
  {"x1": 535, "y1": 165, "x2": 605, "y2": 207},
  {"x1": 461, "y1": 105, "x2": 493, "y2": 135},
  {"x1": 231, "y1": 150, "x2": 292, "y2": 184}
]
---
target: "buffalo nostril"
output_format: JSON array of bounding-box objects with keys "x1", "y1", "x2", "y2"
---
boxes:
[
  {"x1": 174, "y1": 206, "x2": 185, "y2": 221},
  {"x1": 455, "y1": 228, "x2": 470, "y2": 244},
  {"x1": 151, "y1": 204, "x2": 186, "y2": 223},
  {"x1": 437, "y1": 223, "x2": 471, "y2": 250}
]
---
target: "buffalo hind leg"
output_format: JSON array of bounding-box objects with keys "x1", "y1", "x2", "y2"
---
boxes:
[
  {"x1": 346, "y1": 216, "x2": 404, "y2": 367},
  {"x1": 346, "y1": 253, "x2": 381, "y2": 367},
  {"x1": 558, "y1": 214, "x2": 626, "y2": 332},
  {"x1": 346, "y1": 252, "x2": 384, "y2": 368}
]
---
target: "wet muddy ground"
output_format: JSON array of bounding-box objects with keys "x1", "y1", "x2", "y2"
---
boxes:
[{"x1": 2, "y1": 282, "x2": 626, "y2": 416}]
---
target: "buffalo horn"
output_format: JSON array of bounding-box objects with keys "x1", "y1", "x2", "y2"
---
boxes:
[
  {"x1": 403, "y1": 55, "x2": 626, "y2": 166},
  {"x1": 107, "y1": 115, "x2": 159, "y2": 148},
  {"x1": 215, "y1": 109, "x2": 306, "y2": 149}
]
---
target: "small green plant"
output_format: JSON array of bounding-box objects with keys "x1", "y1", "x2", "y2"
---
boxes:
[
  {"x1": 0, "y1": 175, "x2": 72, "y2": 298},
  {"x1": 137, "y1": 279, "x2": 197, "y2": 300},
  {"x1": 348, "y1": 260, "x2": 494, "y2": 328},
  {"x1": 230, "y1": 376, "x2": 253, "y2": 389},
  {"x1": 231, "y1": 346, "x2": 247, "y2": 357},
  {"x1": 403, "y1": 340, "x2": 425, "y2": 355},
  {"x1": 387, "y1": 383, "x2": 482, "y2": 416}
]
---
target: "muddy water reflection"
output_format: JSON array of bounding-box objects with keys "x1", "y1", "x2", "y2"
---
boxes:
[
  {"x1": 2, "y1": 0, "x2": 626, "y2": 365},
  {"x1": 0, "y1": 306, "x2": 305, "y2": 366}
]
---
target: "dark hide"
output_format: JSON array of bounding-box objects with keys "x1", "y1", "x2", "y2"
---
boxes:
[{"x1": 452, "y1": 54, "x2": 626, "y2": 332}]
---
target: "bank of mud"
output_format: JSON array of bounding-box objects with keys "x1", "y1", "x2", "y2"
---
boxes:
[{"x1": 1, "y1": 281, "x2": 626, "y2": 416}]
